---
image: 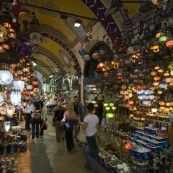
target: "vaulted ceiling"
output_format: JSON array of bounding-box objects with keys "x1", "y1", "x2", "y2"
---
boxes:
[{"x1": 22, "y1": 0, "x2": 143, "y2": 78}]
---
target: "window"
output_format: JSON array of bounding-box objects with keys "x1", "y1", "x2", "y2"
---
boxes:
[{"x1": 59, "y1": 51, "x2": 69, "y2": 64}]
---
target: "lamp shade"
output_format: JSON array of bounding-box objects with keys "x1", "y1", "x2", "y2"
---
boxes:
[
  {"x1": 26, "y1": 85, "x2": 33, "y2": 90},
  {"x1": 166, "y1": 40, "x2": 173, "y2": 47},
  {"x1": 13, "y1": 80, "x2": 24, "y2": 91},
  {"x1": 159, "y1": 36, "x2": 168, "y2": 42},
  {"x1": 0, "y1": 70, "x2": 13, "y2": 85},
  {"x1": 159, "y1": 83, "x2": 167, "y2": 89},
  {"x1": 10, "y1": 91, "x2": 21, "y2": 106},
  {"x1": 165, "y1": 78, "x2": 173, "y2": 84},
  {"x1": 106, "y1": 113, "x2": 114, "y2": 118},
  {"x1": 0, "y1": 106, "x2": 6, "y2": 115},
  {"x1": 6, "y1": 105, "x2": 15, "y2": 117}
]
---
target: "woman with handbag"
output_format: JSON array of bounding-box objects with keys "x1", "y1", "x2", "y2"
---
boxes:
[
  {"x1": 39, "y1": 101, "x2": 47, "y2": 137},
  {"x1": 61, "y1": 103, "x2": 78, "y2": 152},
  {"x1": 53, "y1": 103, "x2": 65, "y2": 142},
  {"x1": 80, "y1": 103, "x2": 100, "y2": 173}
]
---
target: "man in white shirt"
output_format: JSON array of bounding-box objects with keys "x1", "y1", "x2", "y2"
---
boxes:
[{"x1": 23, "y1": 100, "x2": 33, "y2": 131}]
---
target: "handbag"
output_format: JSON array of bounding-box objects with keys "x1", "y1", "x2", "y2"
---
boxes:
[
  {"x1": 77, "y1": 128, "x2": 87, "y2": 143},
  {"x1": 41, "y1": 121, "x2": 48, "y2": 130},
  {"x1": 52, "y1": 110, "x2": 63, "y2": 127}
]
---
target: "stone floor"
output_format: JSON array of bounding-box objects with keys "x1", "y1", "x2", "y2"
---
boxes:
[{"x1": 16, "y1": 114, "x2": 108, "y2": 173}]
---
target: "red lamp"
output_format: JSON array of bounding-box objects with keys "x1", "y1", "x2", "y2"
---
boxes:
[{"x1": 166, "y1": 40, "x2": 173, "y2": 47}]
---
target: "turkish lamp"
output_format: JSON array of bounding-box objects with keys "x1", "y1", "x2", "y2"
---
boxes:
[
  {"x1": 109, "y1": 103, "x2": 114, "y2": 107},
  {"x1": 158, "y1": 68, "x2": 163, "y2": 73},
  {"x1": 154, "y1": 65, "x2": 160, "y2": 70},
  {"x1": 0, "y1": 106, "x2": 6, "y2": 115},
  {"x1": 164, "y1": 72, "x2": 170, "y2": 77},
  {"x1": 149, "y1": 87, "x2": 155, "y2": 91},
  {"x1": 157, "y1": 90, "x2": 163, "y2": 95},
  {"x1": 94, "y1": 104, "x2": 98, "y2": 108},
  {"x1": 159, "y1": 101, "x2": 165, "y2": 106},
  {"x1": 166, "y1": 40, "x2": 173, "y2": 47},
  {"x1": 159, "y1": 83, "x2": 167, "y2": 89},
  {"x1": 91, "y1": 100, "x2": 96, "y2": 104},
  {"x1": 106, "y1": 113, "x2": 114, "y2": 118},
  {"x1": 156, "y1": 32, "x2": 163, "y2": 38},
  {"x1": 153, "y1": 82, "x2": 159, "y2": 87},
  {"x1": 160, "y1": 106, "x2": 165, "y2": 111},
  {"x1": 129, "y1": 114, "x2": 134, "y2": 118},
  {"x1": 10, "y1": 91, "x2": 21, "y2": 106},
  {"x1": 104, "y1": 103, "x2": 108, "y2": 107},
  {"x1": 13, "y1": 80, "x2": 24, "y2": 91},
  {"x1": 166, "y1": 102, "x2": 171, "y2": 107},
  {"x1": 154, "y1": 76, "x2": 161, "y2": 81},
  {"x1": 165, "y1": 78, "x2": 173, "y2": 84},
  {"x1": 6, "y1": 106, "x2": 15, "y2": 117},
  {"x1": 0, "y1": 70, "x2": 13, "y2": 85},
  {"x1": 4, "y1": 121, "x2": 10, "y2": 132},
  {"x1": 151, "y1": 108, "x2": 157, "y2": 113},
  {"x1": 112, "y1": 106, "x2": 116, "y2": 110},
  {"x1": 168, "y1": 64, "x2": 173, "y2": 70},
  {"x1": 151, "y1": 71, "x2": 157, "y2": 76},
  {"x1": 164, "y1": 107, "x2": 170, "y2": 112},
  {"x1": 159, "y1": 36, "x2": 168, "y2": 43},
  {"x1": 141, "y1": 117, "x2": 145, "y2": 121},
  {"x1": 106, "y1": 107, "x2": 110, "y2": 111}
]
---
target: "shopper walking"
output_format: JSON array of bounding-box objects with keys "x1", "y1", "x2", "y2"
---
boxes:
[
  {"x1": 73, "y1": 96, "x2": 83, "y2": 121},
  {"x1": 31, "y1": 101, "x2": 41, "y2": 141},
  {"x1": 23, "y1": 99, "x2": 33, "y2": 131},
  {"x1": 39, "y1": 101, "x2": 47, "y2": 137},
  {"x1": 61, "y1": 103, "x2": 77, "y2": 152},
  {"x1": 81, "y1": 103, "x2": 100, "y2": 173},
  {"x1": 73, "y1": 96, "x2": 83, "y2": 139},
  {"x1": 53, "y1": 103, "x2": 65, "y2": 142}
]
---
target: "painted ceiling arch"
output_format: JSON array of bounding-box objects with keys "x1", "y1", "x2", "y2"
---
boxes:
[
  {"x1": 34, "y1": 46, "x2": 64, "y2": 73},
  {"x1": 40, "y1": 32, "x2": 82, "y2": 74},
  {"x1": 34, "y1": 54, "x2": 56, "y2": 74},
  {"x1": 25, "y1": 0, "x2": 144, "y2": 77}
]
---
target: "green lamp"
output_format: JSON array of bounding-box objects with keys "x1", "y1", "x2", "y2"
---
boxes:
[
  {"x1": 105, "y1": 107, "x2": 110, "y2": 111},
  {"x1": 109, "y1": 103, "x2": 114, "y2": 107},
  {"x1": 159, "y1": 36, "x2": 168, "y2": 43},
  {"x1": 112, "y1": 106, "x2": 116, "y2": 110},
  {"x1": 106, "y1": 113, "x2": 114, "y2": 118},
  {"x1": 104, "y1": 103, "x2": 108, "y2": 107}
]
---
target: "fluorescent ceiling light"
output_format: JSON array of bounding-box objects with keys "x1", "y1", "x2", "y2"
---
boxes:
[
  {"x1": 74, "y1": 20, "x2": 82, "y2": 27},
  {"x1": 33, "y1": 62, "x2": 37, "y2": 66}
]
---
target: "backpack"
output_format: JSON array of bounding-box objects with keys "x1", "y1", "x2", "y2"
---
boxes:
[{"x1": 32, "y1": 110, "x2": 41, "y2": 119}]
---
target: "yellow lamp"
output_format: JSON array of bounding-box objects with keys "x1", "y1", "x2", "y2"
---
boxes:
[
  {"x1": 106, "y1": 113, "x2": 114, "y2": 118},
  {"x1": 112, "y1": 106, "x2": 116, "y2": 110},
  {"x1": 109, "y1": 103, "x2": 114, "y2": 107},
  {"x1": 104, "y1": 103, "x2": 108, "y2": 107},
  {"x1": 105, "y1": 107, "x2": 110, "y2": 111}
]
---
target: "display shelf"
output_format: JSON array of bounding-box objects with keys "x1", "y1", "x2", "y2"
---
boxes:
[
  {"x1": 133, "y1": 134, "x2": 167, "y2": 145},
  {"x1": 135, "y1": 131, "x2": 168, "y2": 142}
]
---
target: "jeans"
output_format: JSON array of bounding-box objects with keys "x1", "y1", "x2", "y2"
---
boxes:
[
  {"x1": 31, "y1": 119, "x2": 40, "y2": 139},
  {"x1": 55, "y1": 121, "x2": 64, "y2": 142},
  {"x1": 25, "y1": 113, "x2": 31, "y2": 130},
  {"x1": 82, "y1": 145, "x2": 99, "y2": 172},
  {"x1": 65, "y1": 127, "x2": 74, "y2": 151}
]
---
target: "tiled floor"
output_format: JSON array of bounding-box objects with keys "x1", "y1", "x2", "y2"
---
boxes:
[{"x1": 18, "y1": 114, "x2": 108, "y2": 173}]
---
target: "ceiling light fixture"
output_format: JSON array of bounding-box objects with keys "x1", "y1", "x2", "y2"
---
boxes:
[{"x1": 74, "y1": 20, "x2": 82, "y2": 27}]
